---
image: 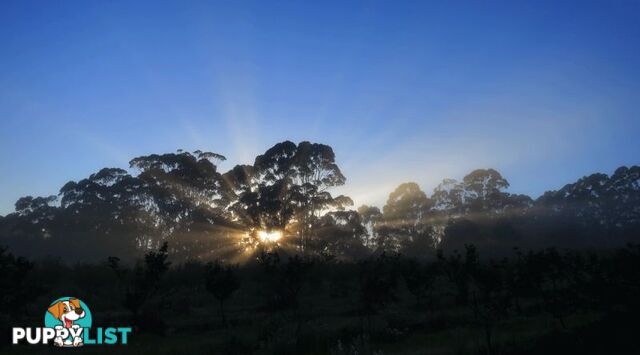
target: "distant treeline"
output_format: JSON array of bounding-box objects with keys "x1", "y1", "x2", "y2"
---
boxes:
[{"x1": 0, "y1": 140, "x2": 638, "y2": 262}]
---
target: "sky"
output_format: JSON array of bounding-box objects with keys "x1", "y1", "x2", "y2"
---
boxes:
[{"x1": 1, "y1": 0, "x2": 639, "y2": 216}]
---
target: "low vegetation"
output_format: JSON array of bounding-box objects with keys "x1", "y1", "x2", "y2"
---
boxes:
[{"x1": 2, "y1": 243, "x2": 640, "y2": 354}]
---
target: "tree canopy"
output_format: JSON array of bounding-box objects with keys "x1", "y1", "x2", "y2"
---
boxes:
[{"x1": 1, "y1": 141, "x2": 639, "y2": 262}]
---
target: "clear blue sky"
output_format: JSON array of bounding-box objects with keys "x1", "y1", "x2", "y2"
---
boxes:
[{"x1": 1, "y1": 0, "x2": 639, "y2": 216}]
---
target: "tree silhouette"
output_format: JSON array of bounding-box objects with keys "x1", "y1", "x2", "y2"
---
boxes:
[
  {"x1": 401, "y1": 258, "x2": 435, "y2": 309},
  {"x1": 467, "y1": 258, "x2": 512, "y2": 355},
  {"x1": 227, "y1": 141, "x2": 351, "y2": 253},
  {"x1": 121, "y1": 242, "x2": 171, "y2": 332},
  {"x1": 1, "y1": 140, "x2": 639, "y2": 262},
  {"x1": 205, "y1": 260, "x2": 240, "y2": 327},
  {"x1": 358, "y1": 253, "x2": 399, "y2": 326},
  {"x1": 0, "y1": 246, "x2": 37, "y2": 318},
  {"x1": 257, "y1": 251, "x2": 313, "y2": 311},
  {"x1": 377, "y1": 183, "x2": 432, "y2": 255},
  {"x1": 357, "y1": 205, "x2": 382, "y2": 249},
  {"x1": 314, "y1": 210, "x2": 369, "y2": 260}
]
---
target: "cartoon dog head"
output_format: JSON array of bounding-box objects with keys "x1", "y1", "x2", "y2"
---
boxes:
[{"x1": 47, "y1": 298, "x2": 85, "y2": 328}]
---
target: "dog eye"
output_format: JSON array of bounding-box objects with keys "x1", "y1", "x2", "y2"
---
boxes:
[
  {"x1": 63, "y1": 307, "x2": 68, "y2": 312},
  {"x1": 69, "y1": 305, "x2": 75, "y2": 310}
]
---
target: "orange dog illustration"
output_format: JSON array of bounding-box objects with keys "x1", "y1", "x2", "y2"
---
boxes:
[{"x1": 47, "y1": 298, "x2": 86, "y2": 346}]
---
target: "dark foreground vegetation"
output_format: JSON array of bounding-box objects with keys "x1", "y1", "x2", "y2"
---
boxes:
[{"x1": 2, "y1": 242, "x2": 640, "y2": 354}]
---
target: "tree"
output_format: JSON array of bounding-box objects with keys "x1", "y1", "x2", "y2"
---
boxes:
[
  {"x1": 378, "y1": 183, "x2": 433, "y2": 255},
  {"x1": 122, "y1": 242, "x2": 171, "y2": 332},
  {"x1": 205, "y1": 260, "x2": 240, "y2": 327},
  {"x1": 536, "y1": 166, "x2": 640, "y2": 247},
  {"x1": 432, "y1": 169, "x2": 533, "y2": 252},
  {"x1": 257, "y1": 251, "x2": 313, "y2": 313},
  {"x1": 314, "y1": 210, "x2": 369, "y2": 260},
  {"x1": 358, "y1": 253, "x2": 400, "y2": 336},
  {"x1": 0, "y1": 246, "x2": 37, "y2": 318},
  {"x1": 57, "y1": 167, "x2": 152, "y2": 259},
  {"x1": 463, "y1": 169, "x2": 509, "y2": 199},
  {"x1": 467, "y1": 258, "x2": 512, "y2": 355},
  {"x1": 55, "y1": 151, "x2": 233, "y2": 261},
  {"x1": 528, "y1": 248, "x2": 574, "y2": 329},
  {"x1": 0, "y1": 195, "x2": 60, "y2": 258},
  {"x1": 129, "y1": 151, "x2": 235, "y2": 258},
  {"x1": 227, "y1": 141, "x2": 352, "y2": 253},
  {"x1": 401, "y1": 258, "x2": 435, "y2": 309},
  {"x1": 431, "y1": 178, "x2": 466, "y2": 214},
  {"x1": 357, "y1": 205, "x2": 382, "y2": 249},
  {"x1": 432, "y1": 169, "x2": 531, "y2": 218}
]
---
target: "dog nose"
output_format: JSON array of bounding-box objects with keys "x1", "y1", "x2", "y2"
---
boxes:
[{"x1": 75, "y1": 308, "x2": 83, "y2": 315}]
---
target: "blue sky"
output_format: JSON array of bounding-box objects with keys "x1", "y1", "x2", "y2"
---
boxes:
[{"x1": 1, "y1": 0, "x2": 639, "y2": 215}]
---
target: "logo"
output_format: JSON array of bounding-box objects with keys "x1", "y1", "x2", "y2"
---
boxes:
[{"x1": 12, "y1": 296, "x2": 132, "y2": 347}]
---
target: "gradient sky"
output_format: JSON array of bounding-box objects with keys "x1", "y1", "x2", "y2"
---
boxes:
[{"x1": 1, "y1": 0, "x2": 639, "y2": 216}]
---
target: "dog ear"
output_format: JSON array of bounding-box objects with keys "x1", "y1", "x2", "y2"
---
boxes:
[
  {"x1": 47, "y1": 302, "x2": 63, "y2": 319},
  {"x1": 69, "y1": 299, "x2": 81, "y2": 309}
]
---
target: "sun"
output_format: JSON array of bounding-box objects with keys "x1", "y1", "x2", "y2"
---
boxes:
[{"x1": 257, "y1": 230, "x2": 282, "y2": 243}]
